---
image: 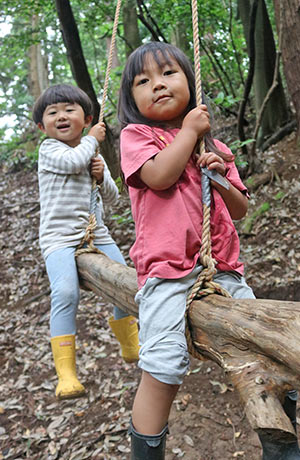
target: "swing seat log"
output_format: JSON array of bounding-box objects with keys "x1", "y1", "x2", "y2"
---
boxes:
[{"x1": 77, "y1": 252, "x2": 300, "y2": 442}]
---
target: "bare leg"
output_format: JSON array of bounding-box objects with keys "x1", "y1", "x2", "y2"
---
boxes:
[{"x1": 132, "y1": 370, "x2": 179, "y2": 434}]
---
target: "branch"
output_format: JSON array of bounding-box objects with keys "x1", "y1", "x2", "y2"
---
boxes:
[
  {"x1": 237, "y1": 0, "x2": 258, "y2": 156},
  {"x1": 76, "y1": 251, "x2": 300, "y2": 441},
  {"x1": 136, "y1": 0, "x2": 168, "y2": 42},
  {"x1": 249, "y1": 0, "x2": 284, "y2": 167},
  {"x1": 200, "y1": 38, "x2": 229, "y2": 96},
  {"x1": 205, "y1": 40, "x2": 236, "y2": 98},
  {"x1": 261, "y1": 120, "x2": 297, "y2": 151},
  {"x1": 228, "y1": 0, "x2": 244, "y2": 85}
]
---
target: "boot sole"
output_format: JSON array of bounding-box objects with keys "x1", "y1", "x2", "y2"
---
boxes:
[{"x1": 57, "y1": 389, "x2": 86, "y2": 400}]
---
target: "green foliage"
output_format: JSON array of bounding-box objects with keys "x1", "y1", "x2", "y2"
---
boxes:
[
  {"x1": 0, "y1": 0, "x2": 272, "y2": 167},
  {"x1": 111, "y1": 208, "x2": 133, "y2": 226},
  {"x1": 0, "y1": 134, "x2": 38, "y2": 169},
  {"x1": 274, "y1": 191, "x2": 285, "y2": 201},
  {"x1": 213, "y1": 91, "x2": 240, "y2": 109},
  {"x1": 242, "y1": 202, "x2": 270, "y2": 234},
  {"x1": 114, "y1": 176, "x2": 124, "y2": 193},
  {"x1": 229, "y1": 138, "x2": 255, "y2": 168}
]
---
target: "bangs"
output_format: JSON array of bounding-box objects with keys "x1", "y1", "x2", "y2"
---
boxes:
[
  {"x1": 128, "y1": 46, "x2": 174, "y2": 85},
  {"x1": 32, "y1": 84, "x2": 93, "y2": 125},
  {"x1": 43, "y1": 86, "x2": 82, "y2": 107}
]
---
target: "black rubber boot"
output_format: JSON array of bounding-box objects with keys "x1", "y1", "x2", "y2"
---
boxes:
[
  {"x1": 129, "y1": 420, "x2": 169, "y2": 460},
  {"x1": 259, "y1": 391, "x2": 300, "y2": 459}
]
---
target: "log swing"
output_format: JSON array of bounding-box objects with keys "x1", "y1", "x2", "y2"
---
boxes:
[{"x1": 76, "y1": 0, "x2": 300, "y2": 447}]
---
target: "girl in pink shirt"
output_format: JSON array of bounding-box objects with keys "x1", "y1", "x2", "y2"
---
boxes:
[{"x1": 118, "y1": 42, "x2": 297, "y2": 460}]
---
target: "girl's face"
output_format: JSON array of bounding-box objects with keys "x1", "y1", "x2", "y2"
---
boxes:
[{"x1": 131, "y1": 52, "x2": 190, "y2": 127}]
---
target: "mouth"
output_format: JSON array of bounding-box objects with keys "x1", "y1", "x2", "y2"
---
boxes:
[
  {"x1": 57, "y1": 123, "x2": 70, "y2": 130},
  {"x1": 154, "y1": 94, "x2": 171, "y2": 103}
]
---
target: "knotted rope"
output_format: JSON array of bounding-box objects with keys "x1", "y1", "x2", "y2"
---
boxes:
[
  {"x1": 185, "y1": 0, "x2": 231, "y2": 360},
  {"x1": 76, "y1": 0, "x2": 122, "y2": 257}
]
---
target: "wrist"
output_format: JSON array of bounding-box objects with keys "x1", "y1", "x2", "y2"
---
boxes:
[{"x1": 180, "y1": 126, "x2": 198, "y2": 142}]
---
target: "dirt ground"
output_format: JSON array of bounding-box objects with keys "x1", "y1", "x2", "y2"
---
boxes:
[{"x1": 0, "y1": 130, "x2": 300, "y2": 459}]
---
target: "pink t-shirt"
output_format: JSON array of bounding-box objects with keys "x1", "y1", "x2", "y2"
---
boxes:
[{"x1": 120, "y1": 124, "x2": 247, "y2": 288}]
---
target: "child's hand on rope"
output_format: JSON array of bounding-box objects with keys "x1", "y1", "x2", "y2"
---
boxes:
[
  {"x1": 91, "y1": 157, "x2": 104, "y2": 184},
  {"x1": 88, "y1": 121, "x2": 106, "y2": 144},
  {"x1": 197, "y1": 151, "x2": 227, "y2": 177},
  {"x1": 182, "y1": 104, "x2": 210, "y2": 139}
]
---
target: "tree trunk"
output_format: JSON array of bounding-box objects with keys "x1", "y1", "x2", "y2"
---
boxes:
[
  {"x1": 171, "y1": 23, "x2": 190, "y2": 55},
  {"x1": 28, "y1": 15, "x2": 49, "y2": 100},
  {"x1": 77, "y1": 251, "x2": 300, "y2": 441},
  {"x1": 123, "y1": 0, "x2": 141, "y2": 57},
  {"x1": 54, "y1": 0, "x2": 119, "y2": 178},
  {"x1": 106, "y1": 36, "x2": 120, "y2": 68},
  {"x1": 273, "y1": 0, "x2": 300, "y2": 136},
  {"x1": 238, "y1": 0, "x2": 289, "y2": 147}
]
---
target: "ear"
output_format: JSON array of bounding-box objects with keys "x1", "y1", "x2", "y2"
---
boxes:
[
  {"x1": 37, "y1": 122, "x2": 46, "y2": 133},
  {"x1": 84, "y1": 115, "x2": 93, "y2": 128}
]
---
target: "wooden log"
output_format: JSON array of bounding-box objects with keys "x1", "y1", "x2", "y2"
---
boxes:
[
  {"x1": 77, "y1": 252, "x2": 137, "y2": 316},
  {"x1": 77, "y1": 252, "x2": 300, "y2": 441}
]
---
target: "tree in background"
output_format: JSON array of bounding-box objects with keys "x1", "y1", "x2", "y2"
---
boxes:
[
  {"x1": 237, "y1": 0, "x2": 289, "y2": 148},
  {"x1": 273, "y1": 0, "x2": 300, "y2": 137},
  {"x1": 0, "y1": 0, "x2": 298, "y2": 175},
  {"x1": 123, "y1": 0, "x2": 141, "y2": 57},
  {"x1": 29, "y1": 15, "x2": 49, "y2": 101},
  {"x1": 55, "y1": 0, "x2": 118, "y2": 176}
]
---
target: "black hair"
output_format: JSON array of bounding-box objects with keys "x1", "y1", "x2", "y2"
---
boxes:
[
  {"x1": 118, "y1": 41, "x2": 232, "y2": 161},
  {"x1": 32, "y1": 84, "x2": 94, "y2": 125},
  {"x1": 118, "y1": 42, "x2": 196, "y2": 128}
]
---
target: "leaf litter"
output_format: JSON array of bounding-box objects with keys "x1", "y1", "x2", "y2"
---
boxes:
[{"x1": 0, "y1": 131, "x2": 300, "y2": 459}]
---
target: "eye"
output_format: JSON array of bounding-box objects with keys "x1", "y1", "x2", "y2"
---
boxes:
[
  {"x1": 48, "y1": 110, "x2": 57, "y2": 115},
  {"x1": 136, "y1": 77, "x2": 148, "y2": 86},
  {"x1": 164, "y1": 69, "x2": 176, "y2": 76}
]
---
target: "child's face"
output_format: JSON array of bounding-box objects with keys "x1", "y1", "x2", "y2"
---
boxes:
[
  {"x1": 38, "y1": 102, "x2": 92, "y2": 147},
  {"x1": 132, "y1": 52, "x2": 190, "y2": 127}
]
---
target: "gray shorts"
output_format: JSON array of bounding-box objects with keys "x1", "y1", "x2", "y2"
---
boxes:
[{"x1": 135, "y1": 265, "x2": 255, "y2": 385}]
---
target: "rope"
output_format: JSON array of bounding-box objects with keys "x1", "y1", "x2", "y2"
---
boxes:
[
  {"x1": 76, "y1": 0, "x2": 122, "y2": 257},
  {"x1": 185, "y1": 0, "x2": 231, "y2": 360}
]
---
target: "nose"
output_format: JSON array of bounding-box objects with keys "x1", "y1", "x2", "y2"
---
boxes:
[
  {"x1": 57, "y1": 111, "x2": 67, "y2": 120},
  {"x1": 152, "y1": 78, "x2": 166, "y2": 91}
]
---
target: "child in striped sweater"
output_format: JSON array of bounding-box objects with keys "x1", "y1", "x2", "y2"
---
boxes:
[{"x1": 33, "y1": 84, "x2": 139, "y2": 400}]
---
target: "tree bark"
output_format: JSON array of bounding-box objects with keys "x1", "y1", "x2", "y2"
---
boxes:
[
  {"x1": 123, "y1": 0, "x2": 141, "y2": 57},
  {"x1": 54, "y1": 0, "x2": 119, "y2": 178},
  {"x1": 273, "y1": 0, "x2": 300, "y2": 136},
  {"x1": 237, "y1": 0, "x2": 258, "y2": 159},
  {"x1": 238, "y1": 0, "x2": 289, "y2": 148},
  {"x1": 171, "y1": 22, "x2": 190, "y2": 56},
  {"x1": 77, "y1": 251, "x2": 300, "y2": 441},
  {"x1": 28, "y1": 15, "x2": 49, "y2": 100}
]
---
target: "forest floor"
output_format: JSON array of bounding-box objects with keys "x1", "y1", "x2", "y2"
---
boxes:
[{"x1": 0, "y1": 128, "x2": 300, "y2": 460}]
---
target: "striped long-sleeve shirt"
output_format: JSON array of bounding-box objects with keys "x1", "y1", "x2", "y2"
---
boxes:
[{"x1": 38, "y1": 135, "x2": 118, "y2": 259}]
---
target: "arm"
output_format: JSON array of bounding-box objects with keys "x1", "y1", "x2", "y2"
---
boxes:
[
  {"x1": 213, "y1": 180, "x2": 248, "y2": 220},
  {"x1": 39, "y1": 136, "x2": 99, "y2": 174},
  {"x1": 92, "y1": 156, "x2": 118, "y2": 206},
  {"x1": 39, "y1": 122, "x2": 106, "y2": 175},
  {"x1": 139, "y1": 105, "x2": 210, "y2": 190},
  {"x1": 197, "y1": 151, "x2": 248, "y2": 220}
]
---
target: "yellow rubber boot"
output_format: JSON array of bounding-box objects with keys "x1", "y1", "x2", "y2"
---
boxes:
[
  {"x1": 108, "y1": 316, "x2": 140, "y2": 363},
  {"x1": 50, "y1": 335, "x2": 85, "y2": 399}
]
